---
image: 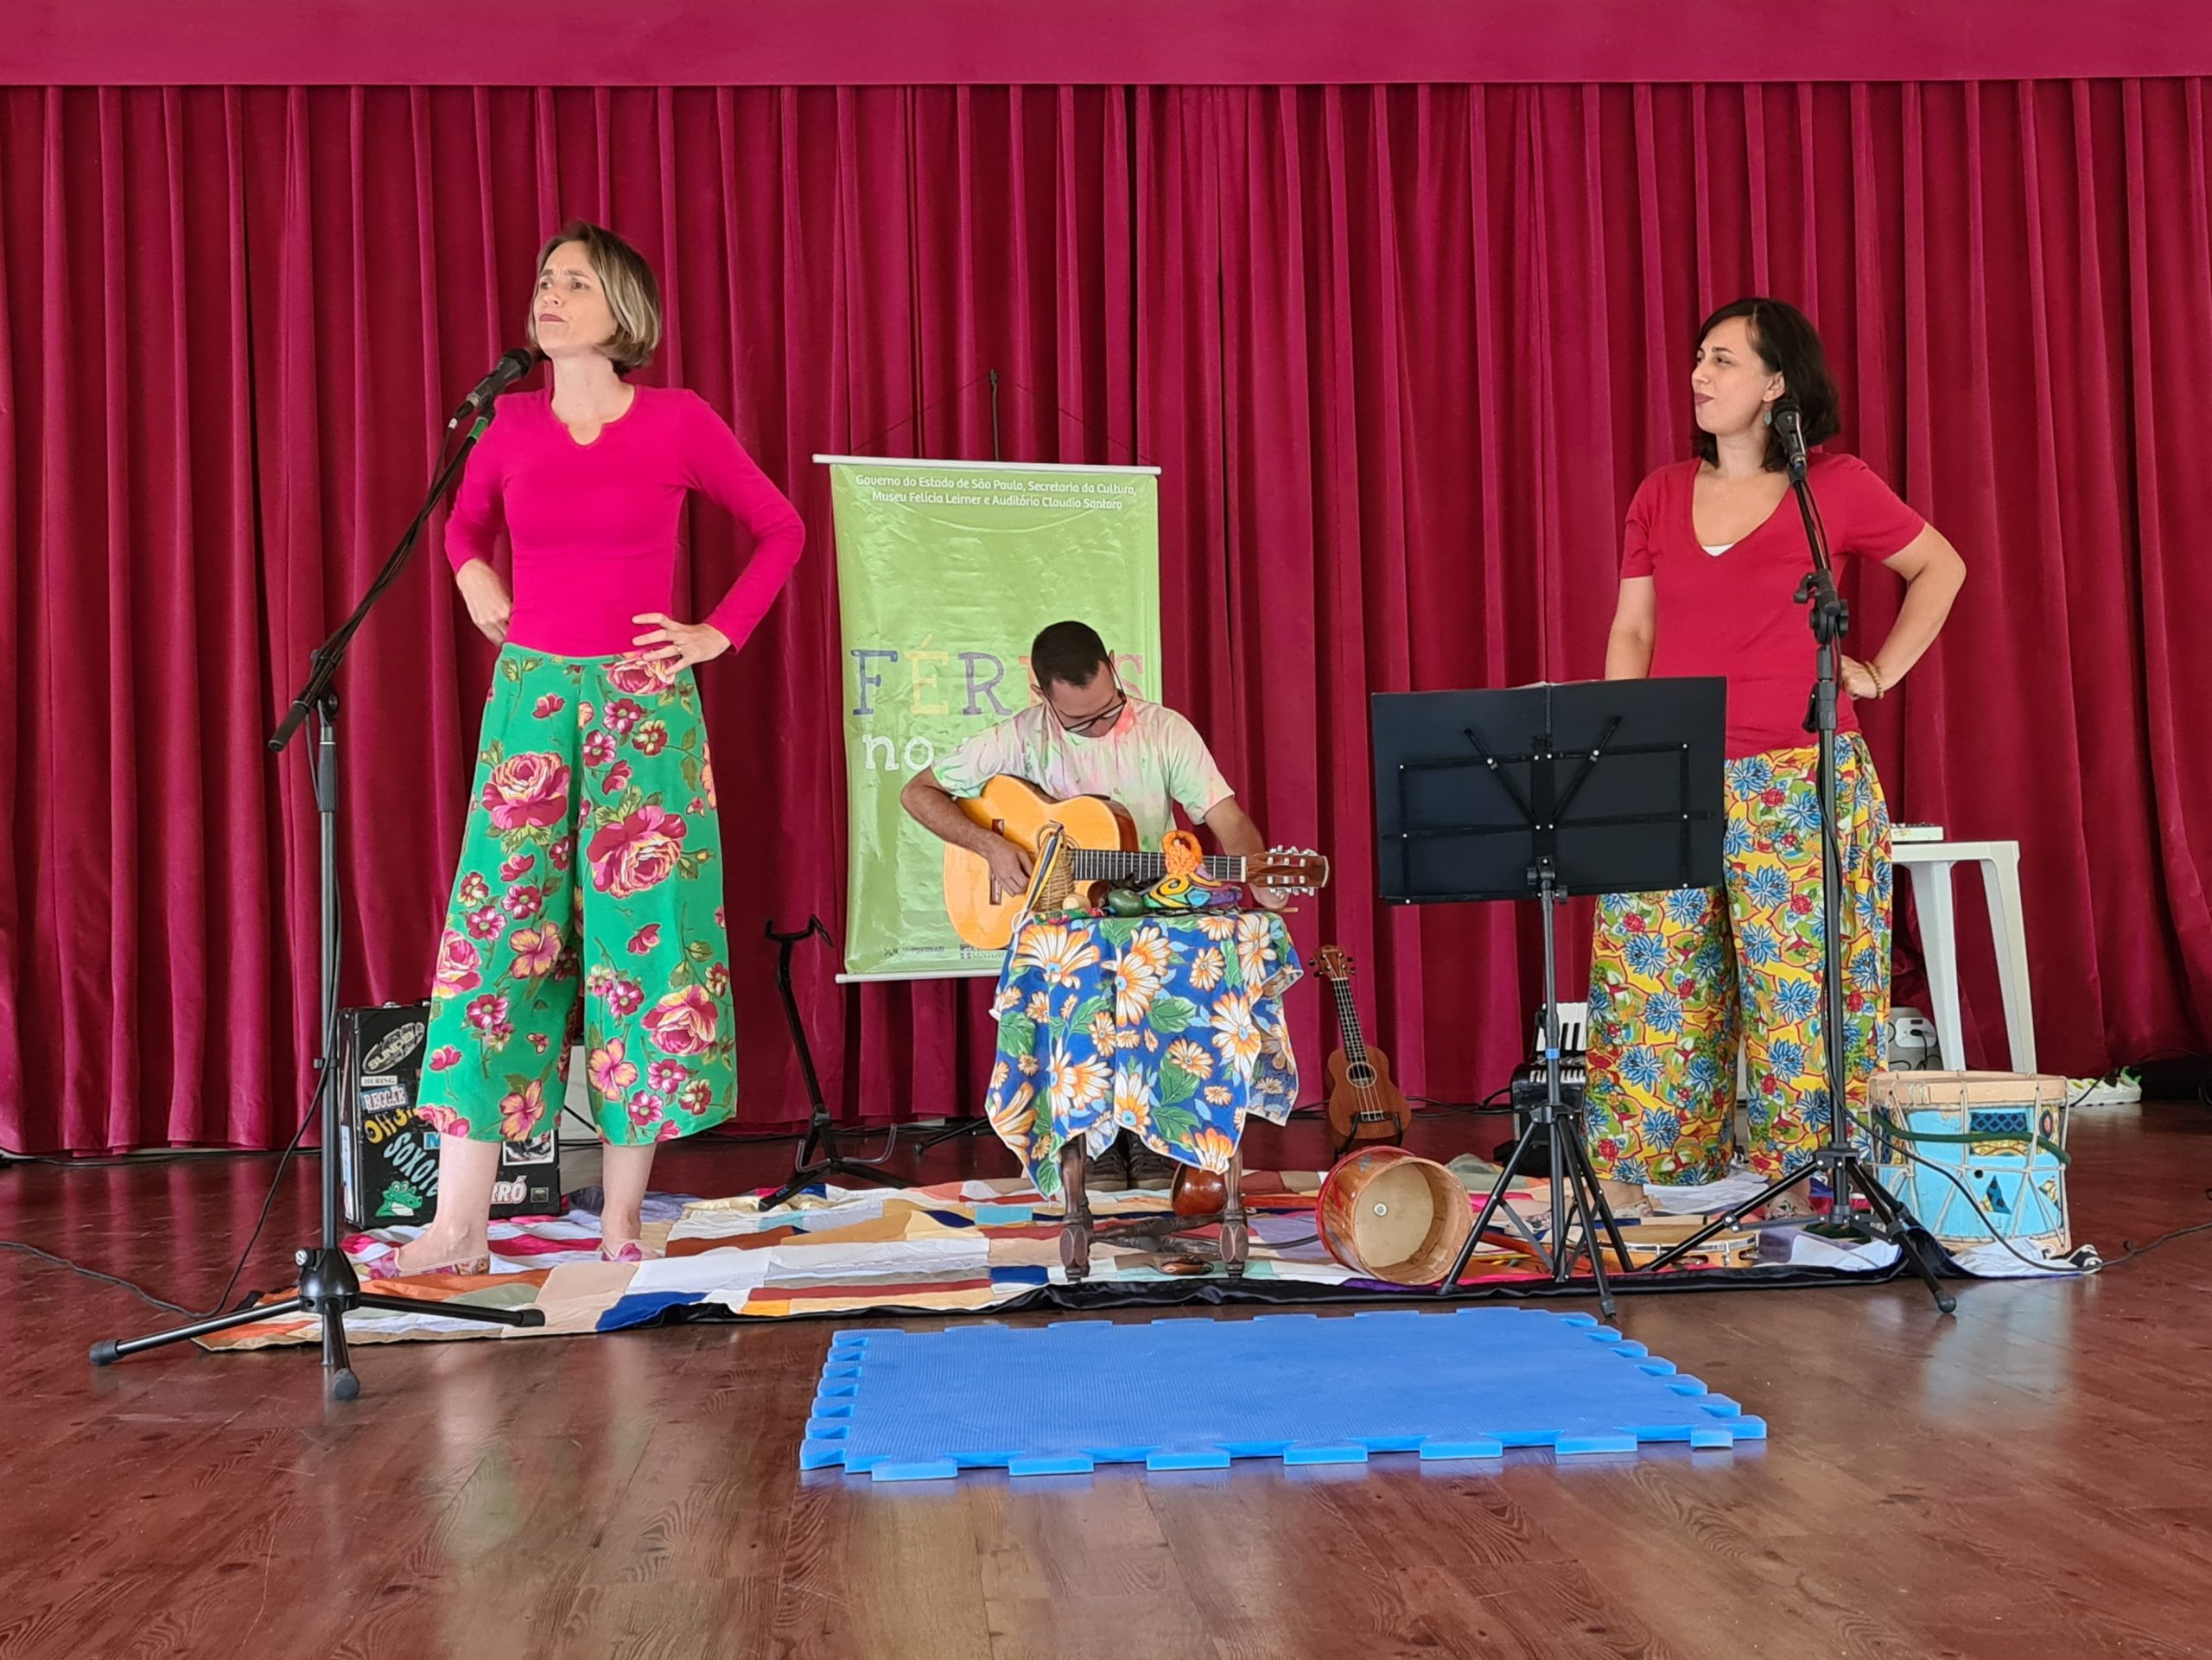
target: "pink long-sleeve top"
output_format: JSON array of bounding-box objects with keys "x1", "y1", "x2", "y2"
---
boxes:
[{"x1": 443, "y1": 385, "x2": 804, "y2": 658}]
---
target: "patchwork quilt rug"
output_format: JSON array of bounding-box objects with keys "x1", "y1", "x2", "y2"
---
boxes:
[{"x1": 194, "y1": 1168, "x2": 1966, "y2": 1352}]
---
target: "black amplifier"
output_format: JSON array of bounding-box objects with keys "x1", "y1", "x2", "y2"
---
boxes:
[{"x1": 335, "y1": 1002, "x2": 561, "y2": 1229}]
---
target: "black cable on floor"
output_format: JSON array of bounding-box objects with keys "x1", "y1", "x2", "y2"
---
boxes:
[
  {"x1": 0, "y1": 1240, "x2": 195, "y2": 1315},
  {"x1": 0, "y1": 1087, "x2": 321, "y2": 1321},
  {"x1": 2096, "y1": 1195, "x2": 2212, "y2": 1269},
  {"x1": 3, "y1": 710, "x2": 344, "y2": 1325}
]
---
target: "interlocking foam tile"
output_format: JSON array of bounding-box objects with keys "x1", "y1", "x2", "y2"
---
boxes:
[{"x1": 800, "y1": 1307, "x2": 1764, "y2": 1481}]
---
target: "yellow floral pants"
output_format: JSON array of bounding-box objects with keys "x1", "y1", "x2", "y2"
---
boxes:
[{"x1": 1583, "y1": 736, "x2": 1891, "y2": 1185}]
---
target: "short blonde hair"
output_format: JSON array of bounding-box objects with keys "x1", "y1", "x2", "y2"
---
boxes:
[{"x1": 529, "y1": 219, "x2": 662, "y2": 374}]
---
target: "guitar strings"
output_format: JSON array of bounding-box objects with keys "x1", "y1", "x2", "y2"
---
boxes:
[{"x1": 1332, "y1": 975, "x2": 1391, "y2": 1129}]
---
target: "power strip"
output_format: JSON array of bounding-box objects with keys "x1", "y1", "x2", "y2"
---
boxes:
[{"x1": 1888, "y1": 1008, "x2": 1940, "y2": 1070}]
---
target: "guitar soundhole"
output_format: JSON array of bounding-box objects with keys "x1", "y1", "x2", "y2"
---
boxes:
[{"x1": 1347, "y1": 1065, "x2": 1376, "y2": 1089}]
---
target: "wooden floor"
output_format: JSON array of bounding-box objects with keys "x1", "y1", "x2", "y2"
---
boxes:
[{"x1": 3, "y1": 1103, "x2": 2209, "y2": 1660}]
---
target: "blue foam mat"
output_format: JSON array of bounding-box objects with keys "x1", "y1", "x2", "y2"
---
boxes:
[{"x1": 801, "y1": 1307, "x2": 1764, "y2": 1481}]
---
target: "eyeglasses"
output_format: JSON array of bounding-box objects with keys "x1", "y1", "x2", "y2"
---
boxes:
[{"x1": 1051, "y1": 679, "x2": 1128, "y2": 735}]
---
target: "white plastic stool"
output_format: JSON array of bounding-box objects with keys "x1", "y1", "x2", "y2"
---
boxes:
[{"x1": 1891, "y1": 839, "x2": 2036, "y2": 1073}]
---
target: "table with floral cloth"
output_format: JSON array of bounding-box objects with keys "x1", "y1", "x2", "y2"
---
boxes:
[{"x1": 982, "y1": 910, "x2": 1304, "y2": 1198}]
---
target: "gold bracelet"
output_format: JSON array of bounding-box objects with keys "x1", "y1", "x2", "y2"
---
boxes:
[{"x1": 1866, "y1": 663, "x2": 1887, "y2": 699}]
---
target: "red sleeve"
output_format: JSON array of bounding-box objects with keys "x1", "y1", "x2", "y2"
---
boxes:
[
  {"x1": 675, "y1": 391, "x2": 806, "y2": 652},
  {"x1": 1619, "y1": 469, "x2": 1663, "y2": 578},
  {"x1": 443, "y1": 410, "x2": 509, "y2": 573},
  {"x1": 1818, "y1": 452, "x2": 1925, "y2": 562}
]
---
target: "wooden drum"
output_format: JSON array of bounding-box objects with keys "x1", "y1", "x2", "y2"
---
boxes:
[{"x1": 1315, "y1": 1146, "x2": 1472, "y2": 1285}]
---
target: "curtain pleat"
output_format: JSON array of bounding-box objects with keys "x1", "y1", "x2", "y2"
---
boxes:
[{"x1": 3, "y1": 82, "x2": 2204, "y2": 1153}]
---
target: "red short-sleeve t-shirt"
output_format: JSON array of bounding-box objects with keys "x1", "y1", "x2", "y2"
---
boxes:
[{"x1": 1622, "y1": 452, "x2": 1924, "y2": 758}]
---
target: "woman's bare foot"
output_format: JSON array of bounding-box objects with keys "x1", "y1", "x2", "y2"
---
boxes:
[
  {"x1": 597, "y1": 1142, "x2": 658, "y2": 1260},
  {"x1": 376, "y1": 1130, "x2": 503, "y2": 1276},
  {"x1": 596, "y1": 1205, "x2": 645, "y2": 1258},
  {"x1": 389, "y1": 1227, "x2": 491, "y2": 1275}
]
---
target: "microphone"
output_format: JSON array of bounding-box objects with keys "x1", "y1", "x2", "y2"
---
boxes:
[
  {"x1": 449, "y1": 347, "x2": 542, "y2": 427},
  {"x1": 1770, "y1": 396, "x2": 1809, "y2": 480}
]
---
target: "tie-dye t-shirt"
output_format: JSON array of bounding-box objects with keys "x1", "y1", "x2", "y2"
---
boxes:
[{"x1": 931, "y1": 697, "x2": 1235, "y2": 848}]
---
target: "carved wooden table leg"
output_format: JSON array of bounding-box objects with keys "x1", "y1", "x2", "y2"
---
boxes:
[
  {"x1": 1220, "y1": 1150, "x2": 1249, "y2": 1277},
  {"x1": 1058, "y1": 1139, "x2": 1093, "y2": 1281}
]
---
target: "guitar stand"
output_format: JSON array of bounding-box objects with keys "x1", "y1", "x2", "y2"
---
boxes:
[
  {"x1": 904, "y1": 1116, "x2": 997, "y2": 1155},
  {"x1": 759, "y1": 918, "x2": 904, "y2": 1212},
  {"x1": 1330, "y1": 1127, "x2": 1403, "y2": 1161},
  {"x1": 1055, "y1": 1141, "x2": 1249, "y2": 1281}
]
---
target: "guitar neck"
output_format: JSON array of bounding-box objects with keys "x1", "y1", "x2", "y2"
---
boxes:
[
  {"x1": 1065, "y1": 849, "x2": 1248, "y2": 883},
  {"x1": 1326, "y1": 979, "x2": 1370, "y2": 1066}
]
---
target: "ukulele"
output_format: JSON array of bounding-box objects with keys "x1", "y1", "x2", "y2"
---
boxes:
[
  {"x1": 941, "y1": 775, "x2": 1329, "y2": 950},
  {"x1": 1317, "y1": 946, "x2": 1414, "y2": 1155}
]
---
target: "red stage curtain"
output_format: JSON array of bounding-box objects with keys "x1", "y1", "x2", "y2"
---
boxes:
[
  {"x1": 3, "y1": 82, "x2": 2206, "y2": 1153},
  {"x1": 9, "y1": 0, "x2": 2201, "y2": 89}
]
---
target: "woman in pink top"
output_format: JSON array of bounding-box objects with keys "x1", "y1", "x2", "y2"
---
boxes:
[
  {"x1": 383, "y1": 221, "x2": 803, "y2": 1277},
  {"x1": 1583, "y1": 298, "x2": 1966, "y2": 1216}
]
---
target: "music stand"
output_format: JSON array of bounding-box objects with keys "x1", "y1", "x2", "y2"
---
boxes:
[{"x1": 1371, "y1": 678, "x2": 1726, "y2": 1316}]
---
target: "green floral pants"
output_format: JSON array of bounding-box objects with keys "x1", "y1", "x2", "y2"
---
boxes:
[{"x1": 416, "y1": 646, "x2": 736, "y2": 1147}]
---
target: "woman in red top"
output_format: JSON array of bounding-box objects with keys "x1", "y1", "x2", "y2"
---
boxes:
[
  {"x1": 380, "y1": 222, "x2": 804, "y2": 1277},
  {"x1": 1585, "y1": 298, "x2": 1966, "y2": 1217}
]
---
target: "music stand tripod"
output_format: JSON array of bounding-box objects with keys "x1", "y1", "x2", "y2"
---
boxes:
[
  {"x1": 90, "y1": 395, "x2": 545, "y2": 1396},
  {"x1": 760, "y1": 918, "x2": 904, "y2": 1211},
  {"x1": 1370, "y1": 680, "x2": 1728, "y2": 1318},
  {"x1": 1639, "y1": 436, "x2": 1955, "y2": 1313}
]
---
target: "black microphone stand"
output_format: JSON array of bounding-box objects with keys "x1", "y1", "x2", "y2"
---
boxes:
[
  {"x1": 1642, "y1": 419, "x2": 1955, "y2": 1312},
  {"x1": 91, "y1": 391, "x2": 549, "y2": 1396}
]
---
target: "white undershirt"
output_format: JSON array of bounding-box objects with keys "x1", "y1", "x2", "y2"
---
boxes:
[{"x1": 1701, "y1": 542, "x2": 1734, "y2": 558}]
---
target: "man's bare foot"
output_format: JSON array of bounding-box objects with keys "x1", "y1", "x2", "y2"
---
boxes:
[
  {"x1": 1752, "y1": 1190, "x2": 1815, "y2": 1221},
  {"x1": 1598, "y1": 1179, "x2": 1652, "y2": 1217}
]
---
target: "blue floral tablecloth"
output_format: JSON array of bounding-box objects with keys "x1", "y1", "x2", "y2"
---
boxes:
[{"x1": 983, "y1": 911, "x2": 1303, "y2": 1197}]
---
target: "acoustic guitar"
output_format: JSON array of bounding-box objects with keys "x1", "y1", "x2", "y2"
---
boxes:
[
  {"x1": 943, "y1": 775, "x2": 1330, "y2": 950},
  {"x1": 1317, "y1": 946, "x2": 1414, "y2": 1154}
]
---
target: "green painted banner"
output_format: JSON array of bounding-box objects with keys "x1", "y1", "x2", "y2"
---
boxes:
[{"x1": 822, "y1": 457, "x2": 1163, "y2": 980}]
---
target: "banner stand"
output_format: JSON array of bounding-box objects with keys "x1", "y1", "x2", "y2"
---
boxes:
[{"x1": 817, "y1": 454, "x2": 1164, "y2": 982}]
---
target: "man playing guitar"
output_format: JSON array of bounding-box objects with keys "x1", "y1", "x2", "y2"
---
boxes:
[{"x1": 899, "y1": 620, "x2": 1285, "y2": 1190}]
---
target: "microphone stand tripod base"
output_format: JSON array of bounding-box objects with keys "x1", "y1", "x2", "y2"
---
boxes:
[
  {"x1": 89, "y1": 407, "x2": 551, "y2": 1396},
  {"x1": 1643, "y1": 458, "x2": 1956, "y2": 1313}
]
